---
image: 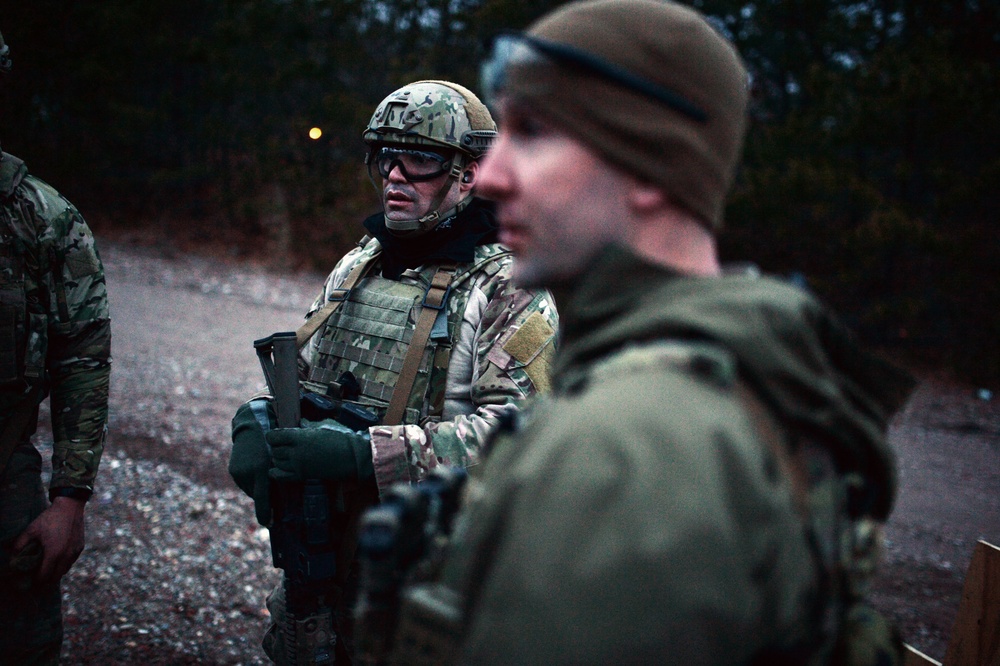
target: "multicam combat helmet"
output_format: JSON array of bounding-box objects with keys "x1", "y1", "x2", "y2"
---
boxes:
[
  {"x1": 363, "y1": 80, "x2": 496, "y2": 159},
  {"x1": 363, "y1": 80, "x2": 497, "y2": 233}
]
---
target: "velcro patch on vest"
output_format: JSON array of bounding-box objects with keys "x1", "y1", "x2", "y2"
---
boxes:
[
  {"x1": 499, "y1": 311, "x2": 556, "y2": 393},
  {"x1": 502, "y1": 311, "x2": 555, "y2": 366},
  {"x1": 480, "y1": 260, "x2": 502, "y2": 278}
]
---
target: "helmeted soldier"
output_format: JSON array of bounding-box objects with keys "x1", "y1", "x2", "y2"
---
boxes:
[
  {"x1": 228, "y1": 79, "x2": 558, "y2": 663},
  {"x1": 0, "y1": 28, "x2": 112, "y2": 665}
]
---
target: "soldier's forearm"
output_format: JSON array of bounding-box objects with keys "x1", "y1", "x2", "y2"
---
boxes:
[{"x1": 49, "y1": 363, "x2": 110, "y2": 493}]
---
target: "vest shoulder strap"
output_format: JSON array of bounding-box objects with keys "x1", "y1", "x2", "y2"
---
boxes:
[
  {"x1": 450, "y1": 243, "x2": 512, "y2": 288},
  {"x1": 383, "y1": 262, "x2": 457, "y2": 426},
  {"x1": 295, "y1": 241, "x2": 381, "y2": 349}
]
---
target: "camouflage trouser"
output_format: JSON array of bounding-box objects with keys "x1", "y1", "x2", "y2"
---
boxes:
[
  {"x1": 262, "y1": 576, "x2": 357, "y2": 665},
  {"x1": 0, "y1": 440, "x2": 63, "y2": 666}
]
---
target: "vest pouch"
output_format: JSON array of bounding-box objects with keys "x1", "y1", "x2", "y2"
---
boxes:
[
  {"x1": 23, "y1": 312, "x2": 47, "y2": 381},
  {"x1": 0, "y1": 281, "x2": 26, "y2": 387}
]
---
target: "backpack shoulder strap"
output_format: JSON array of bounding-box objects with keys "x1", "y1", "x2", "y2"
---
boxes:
[{"x1": 736, "y1": 380, "x2": 904, "y2": 665}]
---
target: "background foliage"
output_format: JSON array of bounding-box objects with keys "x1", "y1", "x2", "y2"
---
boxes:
[{"x1": 1, "y1": 0, "x2": 997, "y2": 382}]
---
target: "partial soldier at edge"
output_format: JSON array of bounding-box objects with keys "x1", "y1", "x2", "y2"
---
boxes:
[{"x1": 0, "y1": 28, "x2": 112, "y2": 666}]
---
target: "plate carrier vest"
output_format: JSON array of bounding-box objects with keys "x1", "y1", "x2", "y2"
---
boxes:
[{"x1": 305, "y1": 239, "x2": 511, "y2": 427}]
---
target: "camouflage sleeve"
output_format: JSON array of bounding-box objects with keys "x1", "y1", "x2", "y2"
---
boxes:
[
  {"x1": 29, "y1": 178, "x2": 111, "y2": 496},
  {"x1": 370, "y1": 262, "x2": 558, "y2": 495}
]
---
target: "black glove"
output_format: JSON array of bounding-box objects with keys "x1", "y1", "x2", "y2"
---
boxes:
[
  {"x1": 266, "y1": 421, "x2": 374, "y2": 483},
  {"x1": 229, "y1": 399, "x2": 275, "y2": 525}
]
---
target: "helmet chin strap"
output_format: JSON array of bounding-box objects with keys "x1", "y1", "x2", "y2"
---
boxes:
[{"x1": 384, "y1": 157, "x2": 470, "y2": 235}]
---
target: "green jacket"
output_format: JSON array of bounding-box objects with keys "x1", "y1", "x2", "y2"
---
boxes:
[
  {"x1": 442, "y1": 245, "x2": 912, "y2": 665},
  {"x1": 0, "y1": 151, "x2": 111, "y2": 498}
]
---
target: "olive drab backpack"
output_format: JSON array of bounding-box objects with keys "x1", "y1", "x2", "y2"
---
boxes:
[{"x1": 738, "y1": 381, "x2": 905, "y2": 666}]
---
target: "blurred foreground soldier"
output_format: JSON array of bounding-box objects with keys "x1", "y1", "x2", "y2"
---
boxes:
[
  {"x1": 0, "y1": 29, "x2": 112, "y2": 665},
  {"x1": 229, "y1": 80, "x2": 557, "y2": 663},
  {"x1": 360, "y1": 2, "x2": 916, "y2": 664}
]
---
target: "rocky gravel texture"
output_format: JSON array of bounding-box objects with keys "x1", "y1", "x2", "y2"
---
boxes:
[
  {"x1": 30, "y1": 236, "x2": 999, "y2": 664},
  {"x1": 37, "y1": 236, "x2": 321, "y2": 665}
]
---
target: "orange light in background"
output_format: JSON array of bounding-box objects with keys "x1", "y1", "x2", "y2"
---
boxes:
[{"x1": 309, "y1": 127, "x2": 323, "y2": 140}]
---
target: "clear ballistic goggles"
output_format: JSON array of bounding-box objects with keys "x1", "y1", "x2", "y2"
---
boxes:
[
  {"x1": 481, "y1": 33, "x2": 709, "y2": 124},
  {"x1": 369, "y1": 147, "x2": 455, "y2": 182}
]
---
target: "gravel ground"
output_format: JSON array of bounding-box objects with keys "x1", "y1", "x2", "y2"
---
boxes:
[
  {"x1": 29, "y1": 236, "x2": 1000, "y2": 664},
  {"x1": 36, "y1": 236, "x2": 322, "y2": 665}
]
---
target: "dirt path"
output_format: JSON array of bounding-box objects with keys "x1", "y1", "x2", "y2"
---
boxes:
[
  {"x1": 872, "y1": 379, "x2": 1000, "y2": 659},
  {"x1": 39, "y1": 239, "x2": 999, "y2": 663}
]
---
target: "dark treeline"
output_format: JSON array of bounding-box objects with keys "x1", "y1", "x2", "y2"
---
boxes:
[{"x1": 1, "y1": 0, "x2": 997, "y2": 383}]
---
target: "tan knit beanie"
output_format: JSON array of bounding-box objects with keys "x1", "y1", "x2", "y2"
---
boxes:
[{"x1": 508, "y1": 0, "x2": 749, "y2": 230}]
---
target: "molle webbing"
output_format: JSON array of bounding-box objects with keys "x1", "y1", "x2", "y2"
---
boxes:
[
  {"x1": 305, "y1": 262, "x2": 456, "y2": 426},
  {"x1": 357, "y1": 377, "x2": 396, "y2": 404},
  {"x1": 306, "y1": 366, "x2": 397, "y2": 405},
  {"x1": 306, "y1": 243, "x2": 510, "y2": 427},
  {"x1": 315, "y1": 340, "x2": 404, "y2": 374},
  {"x1": 296, "y1": 246, "x2": 379, "y2": 349}
]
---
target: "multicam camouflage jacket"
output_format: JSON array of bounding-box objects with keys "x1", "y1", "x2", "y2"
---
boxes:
[
  {"x1": 299, "y1": 220, "x2": 557, "y2": 496},
  {"x1": 0, "y1": 151, "x2": 111, "y2": 498}
]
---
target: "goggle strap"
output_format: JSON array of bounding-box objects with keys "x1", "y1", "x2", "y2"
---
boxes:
[
  {"x1": 448, "y1": 154, "x2": 466, "y2": 180},
  {"x1": 385, "y1": 171, "x2": 460, "y2": 233},
  {"x1": 487, "y1": 33, "x2": 708, "y2": 124}
]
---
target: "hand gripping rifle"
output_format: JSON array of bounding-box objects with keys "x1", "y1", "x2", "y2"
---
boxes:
[{"x1": 255, "y1": 331, "x2": 341, "y2": 665}]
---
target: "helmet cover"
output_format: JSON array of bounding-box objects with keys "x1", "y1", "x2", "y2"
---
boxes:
[{"x1": 362, "y1": 80, "x2": 496, "y2": 159}]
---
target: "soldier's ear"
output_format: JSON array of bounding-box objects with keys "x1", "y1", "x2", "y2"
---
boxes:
[
  {"x1": 626, "y1": 177, "x2": 667, "y2": 215},
  {"x1": 459, "y1": 161, "x2": 479, "y2": 191}
]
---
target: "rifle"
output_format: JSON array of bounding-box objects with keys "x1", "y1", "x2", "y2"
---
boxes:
[
  {"x1": 255, "y1": 331, "x2": 379, "y2": 665},
  {"x1": 354, "y1": 467, "x2": 468, "y2": 665}
]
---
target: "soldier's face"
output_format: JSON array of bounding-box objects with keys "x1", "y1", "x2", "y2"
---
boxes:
[
  {"x1": 477, "y1": 100, "x2": 632, "y2": 288},
  {"x1": 380, "y1": 151, "x2": 467, "y2": 222}
]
